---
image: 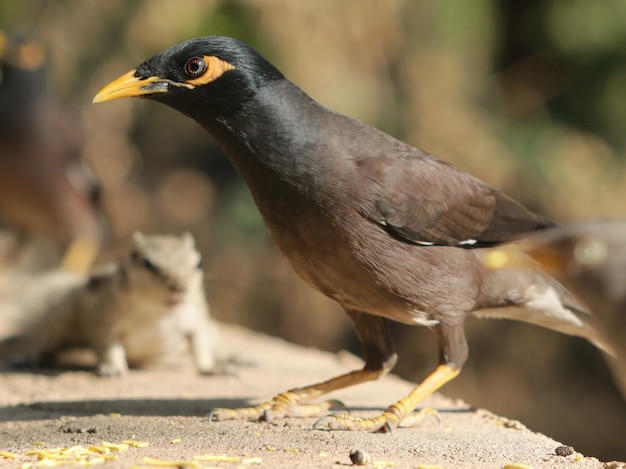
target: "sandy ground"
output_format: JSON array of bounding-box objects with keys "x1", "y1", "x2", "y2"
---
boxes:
[{"x1": 0, "y1": 323, "x2": 623, "y2": 469}]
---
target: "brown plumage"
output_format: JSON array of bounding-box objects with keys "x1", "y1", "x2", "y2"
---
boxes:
[
  {"x1": 509, "y1": 219, "x2": 626, "y2": 399},
  {"x1": 0, "y1": 32, "x2": 105, "y2": 249},
  {"x1": 93, "y1": 36, "x2": 608, "y2": 431}
]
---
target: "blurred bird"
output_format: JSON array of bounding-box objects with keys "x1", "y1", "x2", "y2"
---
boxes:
[
  {"x1": 0, "y1": 31, "x2": 105, "y2": 273},
  {"x1": 94, "y1": 36, "x2": 610, "y2": 432},
  {"x1": 486, "y1": 219, "x2": 626, "y2": 399}
]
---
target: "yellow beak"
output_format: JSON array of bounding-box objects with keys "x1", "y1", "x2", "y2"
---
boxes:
[{"x1": 93, "y1": 70, "x2": 168, "y2": 103}]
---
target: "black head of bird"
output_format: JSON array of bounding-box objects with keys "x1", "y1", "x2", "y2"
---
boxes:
[
  {"x1": 94, "y1": 37, "x2": 283, "y2": 122},
  {"x1": 94, "y1": 36, "x2": 612, "y2": 431}
]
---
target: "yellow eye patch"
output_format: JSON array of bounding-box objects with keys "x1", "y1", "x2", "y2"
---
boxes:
[{"x1": 185, "y1": 55, "x2": 235, "y2": 87}]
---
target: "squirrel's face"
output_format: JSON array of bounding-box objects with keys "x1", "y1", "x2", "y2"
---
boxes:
[{"x1": 125, "y1": 232, "x2": 203, "y2": 308}]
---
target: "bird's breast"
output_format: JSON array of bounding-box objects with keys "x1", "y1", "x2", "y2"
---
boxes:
[
  {"x1": 215, "y1": 118, "x2": 481, "y2": 324},
  {"x1": 239, "y1": 165, "x2": 480, "y2": 324}
]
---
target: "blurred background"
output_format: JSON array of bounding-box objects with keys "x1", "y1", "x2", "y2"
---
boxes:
[{"x1": 1, "y1": 0, "x2": 625, "y2": 461}]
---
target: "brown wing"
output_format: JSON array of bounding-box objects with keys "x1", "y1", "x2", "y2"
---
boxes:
[{"x1": 358, "y1": 151, "x2": 554, "y2": 247}]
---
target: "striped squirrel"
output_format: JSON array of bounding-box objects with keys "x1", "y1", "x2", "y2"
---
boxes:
[{"x1": 0, "y1": 232, "x2": 218, "y2": 376}]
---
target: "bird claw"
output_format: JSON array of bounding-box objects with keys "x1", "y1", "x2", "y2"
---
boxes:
[
  {"x1": 263, "y1": 398, "x2": 345, "y2": 421},
  {"x1": 208, "y1": 403, "x2": 269, "y2": 422},
  {"x1": 313, "y1": 407, "x2": 439, "y2": 432},
  {"x1": 209, "y1": 395, "x2": 346, "y2": 423},
  {"x1": 312, "y1": 412, "x2": 393, "y2": 432},
  {"x1": 398, "y1": 407, "x2": 440, "y2": 428}
]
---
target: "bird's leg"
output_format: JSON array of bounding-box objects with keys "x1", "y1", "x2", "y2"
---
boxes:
[
  {"x1": 60, "y1": 236, "x2": 100, "y2": 274},
  {"x1": 210, "y1": 311, "x2": 397, "y2": 422},
  {"x1": 314, "y1": 322, "x2": 468, "y2": 432}
]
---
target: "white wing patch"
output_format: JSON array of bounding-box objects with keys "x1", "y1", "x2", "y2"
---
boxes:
[
  {"x1": 474, "y1": 285, "x2": 586, "y2": 337},
  {"x1": 457, "y1": 239, "x2": 477, "y2": 246},
  {"x1": 410, "y1": 308, "x2": 439, "y2": 326}
]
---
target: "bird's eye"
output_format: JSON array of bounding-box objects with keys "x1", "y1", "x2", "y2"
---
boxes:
[
  {"x1": 184, "y1": 57, "x2": 207, "y2": 78},
  {"x1": 143, "y1": 258, "x2": 157, "y2": 272}
]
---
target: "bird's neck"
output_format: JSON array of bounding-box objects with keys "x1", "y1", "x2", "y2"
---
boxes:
[{"x1": 199, "y1": 80, "x2": 336, "y2": 194}]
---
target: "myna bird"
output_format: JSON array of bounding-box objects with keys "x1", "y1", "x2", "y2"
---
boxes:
[
  {"x1": 93, "y1": 36, "x2": 610, "y2": 432},
  {"x1": 494, "y1": 219, "x2": 626, "y2": 399},
  {"x1": 0, "y1": 31, "x2": 105, "y2": 272}
]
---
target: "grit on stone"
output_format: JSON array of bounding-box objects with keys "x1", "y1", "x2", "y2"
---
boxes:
[{"x1": 0, "y1": 324, "x2": 621, "y2": 468}]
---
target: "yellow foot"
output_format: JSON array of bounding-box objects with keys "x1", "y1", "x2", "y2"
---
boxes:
[
  {"x1": 313, "y1": 412, "x2": 395, "y2": 432},
  {"x1": 313, "y1": 407, "x2": 438, "y2": 432},
  {"x1": 398, "y1": 407, "x2": 439, "y2": 428},
  {"x1": 209, "y1": 392, "x2": 344, "y2": 422}
]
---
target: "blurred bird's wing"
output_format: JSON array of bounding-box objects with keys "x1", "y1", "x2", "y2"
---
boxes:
[{"x1": 359, "y1": 152, "x2": 554, "y2": 247}]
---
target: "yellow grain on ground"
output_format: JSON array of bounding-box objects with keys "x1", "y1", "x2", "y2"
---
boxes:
[
  {"x1": 34, "y1": 460, "x2": 55, "y2": 467},
  {"x1": 64, "y1": 445, "x2": 89, "y2": 456},
  {"x1": 123, "y1": 440, "x2": 150, "y2": 448},
  {"x1": 16, "y1": 440, "x2": 149, "y2": 468},
  {"x1": 82, "y1": 455, "x2": 106, "y2": 466},
  {"x1": 373, "y1": 461, "x2": 395, "y2": 468},
  {"x1": 101, "y1": 441, "x2": 129, "y2": 451},
  {"x1": 88, "y1": 445, "x2": 110, "y2": 454},
  {"x1": 25, "y1": 450, "x2": 68, "y2": 459},
  {"x1": 0, "y1": 451, "x2": 17, "y2": 458}
]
